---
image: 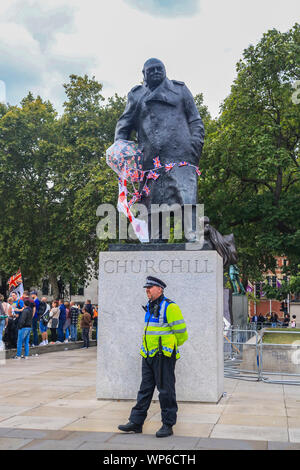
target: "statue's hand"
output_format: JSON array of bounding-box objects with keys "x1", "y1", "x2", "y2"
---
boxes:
[{"x1": 191, "y1": 137, "x2": 203, "y2": 159}]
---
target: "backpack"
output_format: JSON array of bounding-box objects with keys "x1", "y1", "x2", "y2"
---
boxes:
[{"x1": 40, "y1": 304, "x2": 50, "y2": 326}]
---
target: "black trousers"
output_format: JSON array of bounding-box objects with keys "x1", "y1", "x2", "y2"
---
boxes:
[
  {"x1": 129, "y1": 352, "x2": 178, "y2": 427},
  {"x1": 5, "y1": 318, "x2": 17, "y2": 349},
  {"x1": 50, "y1": 328, "x2": 57, "y2": 342},
  {"x1": 82, "y1": 328, "x2": 89, "y2": 348}
]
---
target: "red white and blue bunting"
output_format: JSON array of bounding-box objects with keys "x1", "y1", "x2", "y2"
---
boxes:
[
  {"x1": 106, "y1": 140, "x2": 202, "y2": 242},
  {"x1": 126, "y1": 156, "x2": 202, "y2": 208}
]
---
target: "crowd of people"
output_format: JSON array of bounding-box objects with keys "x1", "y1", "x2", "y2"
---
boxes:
[
  {"x1": 0, "y1": 291, "x2": 98, "y2": 359},
  {"x1": 250, "y1": 311, "x2": 296, "y2": 329}
]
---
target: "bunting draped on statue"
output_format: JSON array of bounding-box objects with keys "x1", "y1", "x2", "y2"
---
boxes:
[
  {"x1": 106, "y1": 139, "x2": 202, "y2": 242},
  {"x1": 106, "y1": 140, "x2": 149, "y2": 242}
]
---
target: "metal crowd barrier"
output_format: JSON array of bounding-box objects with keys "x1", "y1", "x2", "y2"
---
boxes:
[{"x1": 224, "y1": 326, "x2": 300, "y2": 385}]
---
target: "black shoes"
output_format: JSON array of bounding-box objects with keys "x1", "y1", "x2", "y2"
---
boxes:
[
  {"x1": 156, "y1": 424, "x2": 173, "y2": 438},
  {"x1": 118, "y1": 421, "x2": 143, "y2": 433},
  {"x1": 118, "y1": 421, "x2": 173, "y2": 437}
]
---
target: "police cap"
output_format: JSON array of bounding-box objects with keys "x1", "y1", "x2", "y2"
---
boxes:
[{"x1": 143, "y1": 276, "x2": 167, "y2": 289}]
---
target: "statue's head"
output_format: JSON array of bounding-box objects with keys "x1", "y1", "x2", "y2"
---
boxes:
[{"x1": 142, "y1": 58, "x2": 166, "y2": 90}]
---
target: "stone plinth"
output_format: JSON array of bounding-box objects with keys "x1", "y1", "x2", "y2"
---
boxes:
[
  {"x1": 96, "y1": 250, "x2": 224, "y2": 403},
  {"x1": 232, "y1": 295, "x2": 248, "y2": 328}
]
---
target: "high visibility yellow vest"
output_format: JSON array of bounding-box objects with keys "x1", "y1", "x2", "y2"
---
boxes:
[{"x1": 140, "y1": 297, "x2": 188, "y2": 360}]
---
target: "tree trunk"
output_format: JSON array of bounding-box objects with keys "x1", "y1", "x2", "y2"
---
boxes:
[{"x1": 48, "y1": 273, "x2": 59, "y2": 300}]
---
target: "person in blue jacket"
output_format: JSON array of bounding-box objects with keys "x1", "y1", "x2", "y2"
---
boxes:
[{"x1": 57, "y1": 299, "x2": 66, "y2": 343}]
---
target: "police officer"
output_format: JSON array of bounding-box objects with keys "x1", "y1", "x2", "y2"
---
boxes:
[{"x1": 118, "y1": 276, "x2": 188, "y2": 438}]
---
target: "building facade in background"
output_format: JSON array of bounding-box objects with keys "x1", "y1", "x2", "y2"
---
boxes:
[{"x1": 248, "y1": 256, "x2": 299, "y2": 322}]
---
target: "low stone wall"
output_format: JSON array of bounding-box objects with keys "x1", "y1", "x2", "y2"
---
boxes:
[
  {"x1": 3, "y1": 340, "x2": 97, "y2": 359},
  {"x1": 242, "y1": 332, "x2": 300, "y2": 374}
]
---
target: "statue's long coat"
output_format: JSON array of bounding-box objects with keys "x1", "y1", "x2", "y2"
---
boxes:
[{"x1": 115, "y1": 78, "x2": 205, "y2": 209}]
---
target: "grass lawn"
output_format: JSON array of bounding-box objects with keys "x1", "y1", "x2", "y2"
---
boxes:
[{"x1": 263, "y1": 328, "x2": 300, "y2": 344}]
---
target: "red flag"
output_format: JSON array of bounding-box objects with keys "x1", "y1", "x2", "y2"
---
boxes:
[{"x1": 8, "y1": 270, "x2": 22, "y2": 291}]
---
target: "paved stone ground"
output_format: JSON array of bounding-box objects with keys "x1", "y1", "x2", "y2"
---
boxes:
[{"x1": 1, "y1": 347, "x2": 300, "y2": 450}]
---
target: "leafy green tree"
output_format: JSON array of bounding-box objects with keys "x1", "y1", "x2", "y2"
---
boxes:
[
  {"x1": 59, "y1": 76, "x2": 127, "y2": 287},
  {"x1": 199, "y1": 24, "x2": 300, "y2": 283},
  {"x1": 0, "y1": 76, "x2": 127, "y2": 296},
  {"x1": 0, "y1": 94, "x2": 60, "y2": 290},
  {"x1": 289, "y1": 265, "x2": 300, "y2": 295}
]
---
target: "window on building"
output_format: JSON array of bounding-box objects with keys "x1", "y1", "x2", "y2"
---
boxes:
[
  {"x1": 42, "y1": 279, "x2": 49, "y2": 296},
  {"x1": 77, "y1": 285, "x2": 84, "y2": 296},
  {"x1": 69, "y1": 282, "x2": 84, "y2": 297}
]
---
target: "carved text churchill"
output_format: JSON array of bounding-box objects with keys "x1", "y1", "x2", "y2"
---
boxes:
[{"x1": 103, "y1": 258, "x2": 213, "y2": 275}]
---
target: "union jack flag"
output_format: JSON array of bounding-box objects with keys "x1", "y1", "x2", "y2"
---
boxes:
[
  {"x1": 8, "y1": 270, "x2": 22, "y2": 290},
  {"x1": 165, "y1": 162, "x2": 176, "y2": 172},
  {"x1": 147, "y1": 170, "x2": 160, "y2": 180},
  {"x1": 128, "y1": 198, "x2": 135, "y2": 207},
  {"x1": 119, "y1": 191, "x2": 126, "y2": 203},
  {"x1": 153, "y1": 156, "x2": 162, "y2": 169},
  {"x1": 195, "y1": 166, "x2": 202, "y2": 176},
  {"x1": 128, "y1": 190, "x2": 142, "y2": 207},
  {"x1": 118, "y1": 177, "x2": 127, "y2": 188},
  {"x1": 124, "y1": 168, "x2": 132, "y2": 179},
  {"x1": 139, "y1": 171, "x2": 145, "y2": 181},
  {"x1": 143, "y1": 185, "x2": 150, "y2": 196},
  {"x1": 133, "y1": 191, "x2": 141, "y2": 201},
  {"x1": 178, "y1": 161, "x2": 188, "y2": 167},
  {"x1": 130, "y1": 170, "x2": 140, "y2": 182}
]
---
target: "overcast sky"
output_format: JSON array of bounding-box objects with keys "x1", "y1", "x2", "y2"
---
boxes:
[{"x1": 0, "y1": 0, "x2": 299, "y2": 117}]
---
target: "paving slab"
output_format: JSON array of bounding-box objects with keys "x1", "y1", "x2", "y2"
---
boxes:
[
  {"x1": 268, "y1": 441, "x2": 300, "y2": 450},
  {"x1": 171, "y1": 422, "x2": 214, "y2": 438},
  {"x1": 218, "y1": 414, "x2": 288, "y2": 427},
  {"x1": 77, "y1": 441, "x2": 172, "y2": 450},
  {"x1": 21, "y1": 439, "x2": 83, "y2": 450},
  {"x1": 0, "y1": 437, "x2": 34, "y2": 450},
  {"x1": 5, "y1": 428, "x2": 74, "y2": 440},
  {"x1": 62, "y1": 416, "x2": 120, "y2": 432},
  {"x1": 2, "y1": 347, "x2": 300, "y2": 450},
  {"x1": 222, "y1": 403, "x2": 286, "y2": 416},
  {"x1": 63, "y1": 431, "x2": 115, "y2": 443},
  {"x1": 106, "y1": 432, "x2": 178, "y2": 450},
  {"x1": 19, "y1": 405, "x2": 96, "y2": 419},
  {"x1": 0, "y1": 415, "x2": 78, "y2": 430},
  {"x1": 45, "y1": 398, "x2": 109, "y2": 409},
  {"x1": 195, "y1": 437, "x2": 267, "y2": 450},
  {"x1": 177, "y1": 403, "x2": 225, "y2": 414},
  {"x1": 211, "y1": 424, "x2": 289, "y2": 442},
  {"x1": 288, "y1": 428, "x2": 300, "y2": 442},
  {"x1": 0, "y1": 405, "x2": 41, "y2": 419},
  {"x1": 149, "y1": 411, "x2": 220, "y2": 425},
  {"x1": 286, "y1": 408, "x2": 300, "y2": 417},
  {"x1": 0, "y1": 427, "x2": 17, "y2": 437},
  {"x1": 161, "y1": 435, "x2": 200, "y2": 450},
  {"x1": 86, "y1": 408, "x2": 136, "y2": 420}
]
